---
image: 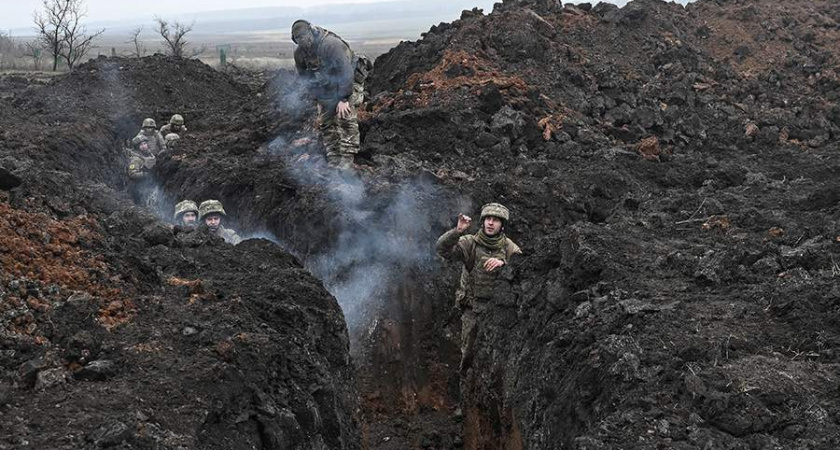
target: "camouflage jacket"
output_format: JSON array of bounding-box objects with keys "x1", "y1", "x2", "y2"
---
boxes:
[
  {"x1": 436, "y1": 229, "x2": 521, "y2": 303},
  {"x1": 127, "y1": 150, "x2": 156, "y2": 180},
  {"x1": 159, "y1": 124, "x2": 187, "y2": 136},
  {"x1": 294, "y1": 26, "x2": 355, "y2": 103},
  {"x1": 132, "y1": 131, "x2": 167, "y2": 156}
]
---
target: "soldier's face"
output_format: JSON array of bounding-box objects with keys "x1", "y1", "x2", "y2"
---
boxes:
[
  {"x1": 142, "y1": 127, "x2": 155, "y2": 135},
  {"x1": 139, "y1": 142, "x2": 150, "y2": 152},
  {"x1": 205, "y1": 215, "x2": 221, "y2": 230},
  {"x1": 182, "y1": 212, "x2": 197, "y2": 225},
  {"x1": 294, "y1": 30, "x2": 314, "y2": 48},
  {"x1": 484, "y1": 216, "x2": 503, "y2": 236}
]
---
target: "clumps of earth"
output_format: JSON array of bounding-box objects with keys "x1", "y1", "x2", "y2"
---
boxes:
[{"x1": 2, "y1": 0, "x2": 840, "y2": 449}]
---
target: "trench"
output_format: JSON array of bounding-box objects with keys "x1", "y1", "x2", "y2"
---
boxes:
[{"x1": 120, "y1": 124, "x2": 467, "y2": 448}]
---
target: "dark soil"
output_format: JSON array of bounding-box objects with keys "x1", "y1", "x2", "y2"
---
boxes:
[{"x1": 2, "y1": 0, "x2": 840, "y2": 449}]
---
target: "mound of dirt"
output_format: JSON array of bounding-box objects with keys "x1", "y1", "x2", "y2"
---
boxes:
[
  {"x1": 0, "y1": 57, "x2": 359, "y2": 448},
  {"x1": 361, "y1": 0, "x2": 840, "y2": 448},
  {"x1": 3, "y1": 0, "x2": 840, "y2": 449}
]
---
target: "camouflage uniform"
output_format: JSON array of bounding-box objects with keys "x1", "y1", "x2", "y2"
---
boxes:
[
  {"x1": 198, "y1": 200, "x2": 243, "y2": 245},
  {"x1": 132, "y1": 118, "x2": 167, "y2": 156},
  {"x1": 293, "y1": 20, "x2": 367, "y2": 169},
  {"x1": 126, "y1": 140, "x2": 157, "y2": 206},
  {"x1": 160, "y1": 114, "x2": 187, "y2": 136},
  {"x1": 436, "y1": 203, "x2": 521, "y2": 373}
]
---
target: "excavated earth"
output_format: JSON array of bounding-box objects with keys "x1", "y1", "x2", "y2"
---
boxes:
[{"x1": 2, "y1": 0, "x2": 840, "y2": 449}]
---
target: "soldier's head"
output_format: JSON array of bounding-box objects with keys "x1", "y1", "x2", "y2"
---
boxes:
[
  {"x1": 479, "y1": 203, "x2": 510, "y2": 236},
  {"x1": 169, "y1": 114, "x2": 185, "y2": 131},
  {"x1": 135, "y1": 136, "x2": 151, "y2": 153},
  {"x1": 174, "y1": 200, "x2": 199, "y2": 227},
  {"x1": 164, "y1": 133, "x2": 180, "y2": 149},
  {"x1": 198, "y1": 199, "x2": 226, "y2": 232},
  {"x1": 291, "y1": 20, "x2": 314, "y2": 48},
  {"x1": 142, "y1": 118, "x2": 157, "y2": 135}
]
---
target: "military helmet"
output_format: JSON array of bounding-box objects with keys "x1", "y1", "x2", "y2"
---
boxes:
[
  {"x1": 142, "y1": 118, "x2": 157, "y2": 128},
  {"x1": 164, "y1": 133, "x2": 180, "y2": 146},
  {"x1": 291, "y1": 19, "x2": 311, "y2": 43},
  {"x1": 170, "y1": 114, "x2": 184, "y2": 126},
  {"x1": 198, "y1": 199, "x2": 226, "y2": 220},
  {"x1": 173, "y1": 200, "x2": 198, "y2": 221},
  {"x1": 479, "y1": 203, "x2": 510, "y2": 222}
]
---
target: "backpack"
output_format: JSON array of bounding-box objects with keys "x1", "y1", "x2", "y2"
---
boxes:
[{"x1": 354, "y1": 54, "x2": 374, "y2": 84}]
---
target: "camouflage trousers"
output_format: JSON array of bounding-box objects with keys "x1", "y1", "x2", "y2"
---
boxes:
[{"x1": 319, "y1": 82, "x2": 364, "y2": 168}]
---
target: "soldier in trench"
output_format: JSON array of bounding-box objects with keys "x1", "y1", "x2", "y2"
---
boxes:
[
  {"x1": 159, "y1": 114, "x2": 187, "y2": 136},
  {"x1": 131, "y1": 118, "x2": 167, "y2": 156},
  {"x1": 126, "y1": 137, "x2": 159, "y2": 207},
  {"x1": 291, "y1": 19, "x2": 372, "y2": 170},
  {"x1": 198, "y1": 199, "x2": 242, "y2": 245},
  {"x1": 173, "y1": 200, "x2": 199, "y2": 228},
  {"x1": 436, "y1": 203, "x2": 522, "y2": 412}
]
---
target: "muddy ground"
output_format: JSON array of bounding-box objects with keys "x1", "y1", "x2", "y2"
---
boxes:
[{"x1": 2, "y1": 0, "x2": 840, "y2": 449}]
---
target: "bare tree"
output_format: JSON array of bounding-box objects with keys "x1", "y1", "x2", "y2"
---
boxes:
[
  {"x1": 33, "y1": 0, "x2": 103, "y2": 71},
  {"x1": 155, "y1": 17, "x2": 194, "y2": 58},
  {"x1": 33, "y1": 0, "x2": 69, "y2": 71},
  {"x1": 189, "y1": 44, "x2": 209, "y2": 58},
  {"x1": 127, "y1": 26, "x2": 146, "y2": 58},
  {"x1": 59, "y1": 0, "x2": 104, "y2": 70}
]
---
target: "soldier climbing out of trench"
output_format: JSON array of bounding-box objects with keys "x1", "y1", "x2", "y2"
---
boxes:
[
  {"x1": 436, "y1": 203, "x2": 522, "y2": 415},
  {"x1": 160, "y1": 114, "x2": 187, "y2": 136},
  {"x1": 198, "y1": 200, "x2": 242, "y2": 245},
  {"x1": 131, "y1": 118, "x2": 167, "y2": 156},
  {"x1": 291, "y1": 19, "x2": 373, "y2": 170},
  {"x1": 173, "y1": 200, "x2": 199, "y2": 228}
]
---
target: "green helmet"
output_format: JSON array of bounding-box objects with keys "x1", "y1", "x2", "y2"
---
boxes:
[
  {"x1": 170, "y1": 114, "x2": 184, "y2": 126},
  {"x1": 142, "y1": 118, "x2": 157, "y2": 128},
  {"x1": 198, "y1": 199, "x2": 226, "y2": 220},
  {"x1": 480, "y1": 203, "x2": 510, "y2": 223},
  {"x1": 164, "y1": 133, "x2": 180, "y2": 146},
  {"x1": 173, "y1": 200, "x2": 198, "y2": 221}
]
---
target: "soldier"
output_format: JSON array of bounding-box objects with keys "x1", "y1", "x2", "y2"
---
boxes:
[
  {"x1": 164, "y1": 133, "x2": 180, "y2": 150},
  {"x1": 160, "y1": 114, "x2": 187, "y2": 136},
  {"x1": 131, "y1": 118, "x2": 167, "y2": 156},
  {"x1": 127, "y1": 137, "x2": 157, "y2": 206},
  {"x1": 436, "y1": 203, "x2": 521, "y2": 407},
  {"x1": 291, "y1": 19, "x2": 371, "y2": 170},
  {"x1": 173, "y1": 200, "x2": 199, "y2": 228},
  {"x1": 198, "y1": 200, "x2": 242, "y2": 245}
]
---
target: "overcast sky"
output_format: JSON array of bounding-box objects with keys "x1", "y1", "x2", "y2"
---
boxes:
[
  {"x1": 1, "y1": 0, "x2": 389, "y2": 29},
  {"x1": 2, "y1": 0, "x2": 692, "y2": 31}
]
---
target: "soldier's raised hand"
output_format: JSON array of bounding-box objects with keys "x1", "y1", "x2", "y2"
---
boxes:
[{"x1": 456, "y1": 214, "x2": 472, "y2": 232}]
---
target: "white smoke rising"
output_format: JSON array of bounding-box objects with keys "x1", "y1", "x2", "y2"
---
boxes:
[{"x1": 266, "y1": 72, "x2": 455, "y2": 333}]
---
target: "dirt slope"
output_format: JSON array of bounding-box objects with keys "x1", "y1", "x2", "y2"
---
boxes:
[{"x1": 2, "y1": 0, "x2": 840, "y2": 449}]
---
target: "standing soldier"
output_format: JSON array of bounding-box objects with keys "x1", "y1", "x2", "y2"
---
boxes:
[
  {"x1": 291, "y1": 19, "x2": 371, "y2": 170},
  {"x1": 173, "y1": 200, "x2": 199, "y2": 228},
  {"x1": 436, "y1": 203, "x2": 521, "y2": 408},
  {"x1": 132, "y1": 118, "x2": 167, "y2": 156},
  {"x1": 160, "y1": 114, "x2": 187, "y2": 136},
  {"x1": 198, "y1": 200, "x2": 242, "y2": 245}
]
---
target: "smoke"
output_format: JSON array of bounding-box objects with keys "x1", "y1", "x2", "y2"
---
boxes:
[{"x1": 266, "y1": 73, "x2": 456, "y2": 334}]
